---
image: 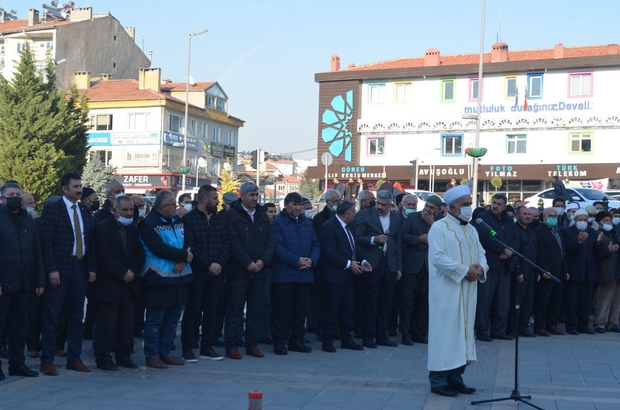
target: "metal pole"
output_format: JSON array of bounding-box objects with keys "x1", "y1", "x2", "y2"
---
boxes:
[
  {"x1": 472, "y1": 0, "x2": 486, "y2": 206},
  {"x1": 256, "y1": 147, "x2": 260, "y2": 188},
  {"x1": 324, "y1": 164, "x2": 328, "y2": 192}
]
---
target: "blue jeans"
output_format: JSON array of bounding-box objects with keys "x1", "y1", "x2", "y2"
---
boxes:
[{"x1": 144, "y1": 306, "x2": 183, "y2": 360}]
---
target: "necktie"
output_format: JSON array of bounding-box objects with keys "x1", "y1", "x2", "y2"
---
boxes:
[
  {"x1": 345, "y1": 225, "x2": 356, "y2": 262},
  {"x1": 72, "y1": 205, "x2": 84, "y2": 259}
]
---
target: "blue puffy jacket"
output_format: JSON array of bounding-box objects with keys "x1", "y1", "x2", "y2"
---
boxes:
[{"x1": 270, "y1": 210, "x2": 320, "y2": 284}]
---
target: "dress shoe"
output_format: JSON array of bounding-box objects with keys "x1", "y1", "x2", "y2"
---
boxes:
[
  {"x1": 608, "y1": 325, "x2": 620, "y2": 333},
  {"x1": 258, "y1": 337, "x2": 274, "y2": 345},
  {"x1": 431, "y1": 386, "x2": 458, "y2": 397},
  {"x1": 450, "y1": 383, "x2": 476, "y2": 394},
  {"x1": 55, "y1": 349, "x2": 67, "y2": 357},
  {"x1": 39, "y1": 362, "x2": 59, "y2": 376},
  {"x1": 567, "y1": 329, "x2": 579, "y2": 335},
  {"x1": 146, "y1": 358, "x2": 168, "y2": 369},
  {"x1": 412, "y1": 336, "x2": 428, "y2": 344},
  {"x1": 322, "y1": 344, "x2": 336, "y2": 353},
  {"x1": 211, "y1": 338, "x2": 225, "y2": 347},
  {"x1": 519, "y1": 330, "x2": 537, "y2": 338},
  {"x1": 160, "y1": 355, "x2": 184, "y2": 366},
  {"x1": 362, "y1": 339, "x2": 377, "y2": 349},
  {"x1": 246, "y1": 347, "x2": 264, "y2": 358},
  {"x1": 578, "y1": 327, "x2": 595, "y2": 335},
  {"x1": 66, "y1": 360, "x2": 91, "y2": 372},
  {"x1": 341, "y1": 340, "x2": 363, "y2": 351},
  {"x1": 289, "y1": 342, "x2": 312, "y2": 353},
  {"x1": 401, "y1": 337, "x2": 414, "y2": 346},
  {"x1": 182, "y1": 349, "x2": 198, "y2": 363},
  {"x1": 97, "y1": 360, "x2": 118, "y2": 371},
  {"x1": 8, "y1": 364, "x2": 38, "y2": 377},
  {"x1": 491, "y1": 333, "x2": 513, "y2": 341},
  {"x1": 595, "y1": 327, "x2": 606, "y2": 334},
  {"x1": 226, "y1": 349, "x2": 242, "y2": 359},
  {"x1": 547, "y1": 326, "x2": 565, "y2": 335},
  {"x1": 116, "y1": 359, "x2": 138, "y2": 369},
  {"x1": 477, "y1": 334, "x2": 492, "y2": 342},
  {"x1": 28, "y1": 350, "x2": 40, "y2": 358},
  {"x1": 535, "y1": 328, "x2": 550, "y2": 337},
  {"x1": 376, "y1": 338, "x2": 398, "y2": 347},
  {"x1": 273, "y1": 344, "x2": 288, "y2": 355},
  {"x1": 199, "y1": 347, "x2": 223, "y2": 361},
  {"x1": 387, "y1": 329, "x2": 398, "y2": 337}
]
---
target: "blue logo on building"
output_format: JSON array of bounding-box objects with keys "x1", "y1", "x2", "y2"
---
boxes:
[{"x1": 322, "y1": 90, "x2": 353, "y2": 162}]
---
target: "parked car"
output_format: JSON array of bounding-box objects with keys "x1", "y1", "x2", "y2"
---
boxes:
[
  {"x1": 604, "y1": 190, "x2": 620, "y2": 200},
  {"x1": 313, "y1": 192, "x2": 327, "y2": 214},
  {"x1": 523, "y1": 188, "x2": 620, "y2": 209},
  {"x1": 405, "y1": 190, "x2": 442, "y2": 210}
]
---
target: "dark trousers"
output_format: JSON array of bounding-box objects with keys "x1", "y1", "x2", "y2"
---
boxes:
[
  {"x1": 258, "y1": 274, "x2": 272, "y2": 341},
  {"x1": 134, "y1": 302, "x2": 145, "y2": 335},
  {"x1": 40, "y1": 259, "x2": 87, "y2": 363},
  {"x1": 475, "y1": 267, "x2": 511, "y2": 337},
  {"x1": 0, "y1": 288, "x2": 29, "y2": 368},
  {"x1": 429, "y1": 365, "x2": 466, "y2": 389},
  {"x1": 181, "y1": 273, "x2": 221, "y2": 351},
  {"x1": 352, "y1": 274, "x2": 365, "y2": 332},
  {"x1": 213, "y1": 281, "x2": 226, "y2": 342},
  {"x1": 83, "y1": 296, "x2": 96, "y2": 337},
  {"x1": 534, "y1": 278, "x2": 563, "y2": 330},
  {"x1": 271, "y1": 282, "x2": 310, "y2": 345},
  {"x1": 388, "y1": 279, "x2": 402, "y2": 332},
  {"x1": 507, "y1": 269, "x2": 536, "y2": 334},
  {"x1": 225, "y1": 278, "x2": 264, "y2": 350},
  {"x1": 307, "y1": 280, "x2": 325, "y2": 332},
  {"x1": 93, "y1": 285, "x2": 136, "y2": 364},
  {"x1": 564, "y1": 280, "x2": 594, "y2": 331},
  {"x1": 400, "y1": 268, "x2": 429, "y2": 340},
  {"x1": 321, "y1": 279, "x2": 354, "y2": 345},
  {"x1": 363, "y1": 255, "x2": 396, "y2": 342},
  {"x1": 29, "y1": 294, "x2": 68, "y2": 352}
]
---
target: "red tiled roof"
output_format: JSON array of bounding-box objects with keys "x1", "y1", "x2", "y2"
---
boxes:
[
  {"x1": 80, "y1": 79, "x2": 186, "y2": 105},
  {"x1": 345, "y1": 45, "x2": 613, "y2": 71},
  {"x1": 161, "y1": 82, "x2": 215, "y2": 92},
  {"x1": 0, "y1": 18, "x2": 75, "y2": 33}
]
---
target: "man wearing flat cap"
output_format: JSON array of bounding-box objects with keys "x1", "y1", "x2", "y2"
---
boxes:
[{"x1": 427, "y1": 185, "x2": 487, "y2": 397}]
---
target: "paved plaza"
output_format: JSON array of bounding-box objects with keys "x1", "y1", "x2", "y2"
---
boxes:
[{"x1": 1, "y1": 324, "x2": 619, "y2": 410}]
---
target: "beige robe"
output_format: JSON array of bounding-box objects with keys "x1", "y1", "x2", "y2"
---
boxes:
[{"x1": 427, "y1": 214, "x2": 487, "y2": 371}]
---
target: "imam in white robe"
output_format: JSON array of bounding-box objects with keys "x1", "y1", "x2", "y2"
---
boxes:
[{"x1": 427, "y1": 213, "x2": 488, "y2": 372}]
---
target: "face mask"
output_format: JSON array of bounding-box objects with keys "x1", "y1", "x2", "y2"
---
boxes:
[
  {"x1": 530, "y1": 219, "x2": 540, "y2": 227},
  {"x1": 545, "y1": 217, "x2": 558, "y2": 227},
  {"x1": 118, "y1": 216, "x2": 133, "y2": 226},
  {"x1": 596, "y1": 209, "x2": 602, "y2": 214},
  {"x1": 569, "y1": 214, "x2": 575, "y2": 221},
  {"x1": 404, "y1": 208, "x2": 416, "y2": 216},
  {"x1": 304, "y1": 209, "x2": 313, "y2": 219},
  {"x1": 613, "y1": 217, "x2": 620, "y2": 226},
  {"x1": 576, "y1": 221, "x2": 588, "y2": 231},
  {"x1": 587, "y1": 217, "x2": 595, "y2": 223},
  {"x1": 115, "y1": 192, "x2": 125, "y2": 199},
  {"x1": 91, "y1": 200, "x2": 100, "y2": 212},
  {"x1": 554, "y1": 207, "x2": 565, "y2": 216},
  {"x1": 139, "y1": 208, "x2": 146, "y2": 217},
  {"x1": 5, "y1": 196, "x2": 22, "y2": 211},
  {"x1": 26, "y1": 206, "x2": 35, "y2": 215},
  {"x1": 602, "y1": 223, "x2": 613, "y2": 232},
  {"x1": 458, "y1": 205, "x2": 473, "y2": 222},
  {"x1": 183, "y1": 203, "x2": 192, "y2": 212}
]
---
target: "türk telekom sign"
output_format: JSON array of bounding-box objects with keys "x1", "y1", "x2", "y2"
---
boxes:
[{"x1": 479, "y1": 163, "x2": 620, "y2": 180}]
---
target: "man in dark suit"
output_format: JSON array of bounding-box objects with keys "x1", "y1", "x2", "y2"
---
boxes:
[
  {"x1": 533, "y1": 207, "x2": 568, "y2": 336},
  {"x1": 344, "y1": 178, "x2": 358, "y2": 201},
  {"x1": 91, "y1": 196, "x2": 145, "y2": 370},
  {"x1": 400, "y1": 194, "x2": 443, "y2": 345},
  {"x1": 39, "y1": 172, "x2": 97, "y2": 376},
  {"x1": 319, "y1": 200, "x2": 370, "y2": 352},
  {"x1": 355, "y1": 190, "x2": 402, "y2": 348}
]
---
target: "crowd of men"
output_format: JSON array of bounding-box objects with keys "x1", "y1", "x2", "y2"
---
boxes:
[{"x1": 0, "y1": 173, "x2": 618, "y2": 399}]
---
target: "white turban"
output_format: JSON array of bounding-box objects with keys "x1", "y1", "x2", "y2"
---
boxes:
[{"x1": 443, "y1": 185, "x2": 471, "y2": 205}]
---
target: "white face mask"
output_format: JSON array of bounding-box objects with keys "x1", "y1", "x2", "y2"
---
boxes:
[
  {"x1": 26, "y1": 207, "x2": 35, "y2": 215},
  {"x1": 613, "y1": 217, "x2": 620, "y2": 226},
  {"x1": 304, "y1": 209, "x2": 314, "y2": 219},
  {"x1": 587, "y1": 217, "x2": 595, "y2": 223},
  {"x1": 118, "y1": 216, "x2": 133, "y2": 226},
  {"x1": 458, "y1": 205, "x2": 473, "y2": 222},
  {"x1": 576, "y1": 221, "x2": 588, "y2": 231},
  {"x1": 183, "y1": 203, "x2": 192, "y2": 212},
  {"x1": 602, "y1": 223, "x2": 613, "y2": 232},
  {"x1": 138, "y1": 208, "x2": 146, "y2": 217},
  {"x1": 554, "y1": 207, "x2": 565, "y2": 216},
  {"x1": 115, "y1": 192, "x2": 125, "y2": 199}
]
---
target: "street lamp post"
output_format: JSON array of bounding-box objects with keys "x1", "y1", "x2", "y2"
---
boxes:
[{"x1": 181, "y1": 28, "x2": 207, "y2": 194}]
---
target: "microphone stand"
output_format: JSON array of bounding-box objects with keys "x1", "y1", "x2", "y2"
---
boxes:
[{"x1": 471, "y1": 226, "x2": 547, "y2": 410}]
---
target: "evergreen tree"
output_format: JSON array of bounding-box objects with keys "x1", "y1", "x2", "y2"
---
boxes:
[
  {"x1": 0, "y1": 44, "x2": 89, "y2": 203},
  {"x1": 299, "y1": 169, "x2": 319, "y2": 199},
  {"x1": 218, "y1": 160, "x2": 240, "y2": 210},
  {"x1": 82, "y1": 156, "x2": 117, "y2": 197}
]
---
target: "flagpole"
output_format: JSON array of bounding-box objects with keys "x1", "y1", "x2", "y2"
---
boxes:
[{"x1": 471, "y1": 0, "x2": 486, "y2": 207}]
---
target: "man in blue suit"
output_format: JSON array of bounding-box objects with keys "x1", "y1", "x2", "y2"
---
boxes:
[{"x1": 319, "y1": 200, "x2": 370, "y2": 352}]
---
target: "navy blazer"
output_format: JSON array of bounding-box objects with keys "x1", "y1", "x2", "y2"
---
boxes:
[
  {"x1": 355, "y1": 208, "x2": 402, "y2": 272},
  {"x1": 534, "y1": 224, "x2": 568, "y2": 280},
  {"x1": 40, "y1": 197, "x2": 96, "y2": 277},
  {"x1": 319, "y1": 216, "x2": 364, "y2": 285},
  {"x1": 561, "y1": 225, "x2": 597, "y2": 282}
]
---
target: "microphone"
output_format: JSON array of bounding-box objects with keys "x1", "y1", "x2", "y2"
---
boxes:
[{"x1": 476, "y1": 218, "x2": 497, "y2": 237}]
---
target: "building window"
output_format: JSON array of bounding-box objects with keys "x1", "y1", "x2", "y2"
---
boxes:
[
  {"x1": 506, "y1": 134, "x2": 526, "y2": 154},
  {"x1": 527, "y1": 74, "x2": 543, "y2": 98},
  {"x1": 206, "y1": 95, "x2": 215, "y2": 108},
  {"x1": 89, "y1": 150, "x2": 113, "y2": 166},
  {"x1": 224, "y1": 130, "x2": 234, "y2": 145},
  {"x1": 128, "y1": 113, "x2": 150, "y2": 130},
  {"x1": 570, "y1": 133, "x2": 592, "y2": 153},
  {"x1": 216, "y1": 98, "x2": 226, "y2": 111},
  {"x1": 189, "y1": 120, "x2": 197, "y2": 137},
  {"x1": 170, "y1": 114, "x2": 184, "y2": 133},
  {"x1": 394, "y1": 82, "x2": 412, "y2": 103},
  {"x1": 442, "y1": 134, "x2": 462, "y2": 156},
  {"x1": 89, "y1": 115, "x2": 113, "y2": 131},
  {"x1": 368, "y1": 137, "x2": 384, "y2": 155},
  {"x1": 505, "y1": 76, "x2": 517, "y2": 98},
  {"x1": 469, "y1": 78, "x2": 480, "y2": 101},
  {"x1": 441, "y1": 79, "x2": 454, "y2": 102},
  {"x1": 212, "y1": 126, "x2": 221, "y2": 142},
  {"x1": 569, "y1": 72, "x2": 592, "y2": 97},
  {"x1": 201, "y1": 123, "x2": 207, "y2": 140},
  {"x1": 368, "y1": 83, "x2": 386, "y2": 104},
  {"x1": 0, "y1": 45, "x2": 4, "y2": 55}
]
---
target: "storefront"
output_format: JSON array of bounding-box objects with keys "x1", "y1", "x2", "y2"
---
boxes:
[{"x1": 118, "y1": 173, "x2": 212, "y2": 195}]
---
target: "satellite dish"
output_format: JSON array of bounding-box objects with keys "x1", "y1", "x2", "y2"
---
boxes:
[
  {"x1": 197, "y1": 157, "x2": 208, "y2": 168},
  {"x1": 51, "y1": 0, "x2": 58, "y2": 6},
  {"x1": 188, "y1": 75, "x2": 195, "y2": 85}
]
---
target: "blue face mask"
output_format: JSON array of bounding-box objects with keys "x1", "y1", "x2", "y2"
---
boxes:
[
  {"x1": 404, "y1": 208, "x2": 416, "y2": 216},
  {"x1": 545, "y1": 217, "x2": 558, "y2": 227}
]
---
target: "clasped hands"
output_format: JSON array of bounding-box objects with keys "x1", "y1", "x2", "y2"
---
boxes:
[
  {"x1": 350, "y1": 260, "x2": 372, "y2": 275},
  {"x1": 297, "y1": 257, "x2": 313, "y2": 270},
  {"x1": 466, "y1": 264, "x2": 484, "y2": 282}
]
